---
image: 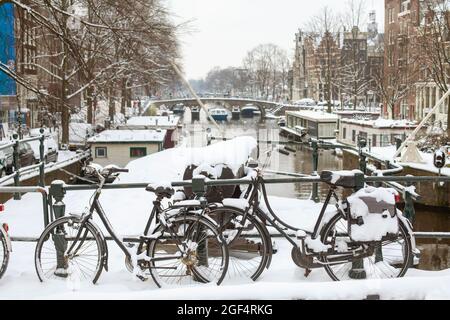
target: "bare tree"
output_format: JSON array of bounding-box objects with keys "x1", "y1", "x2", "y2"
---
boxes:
[
  {"x1": 416, "y1": 0, "x2": 450, "y2": 136},
  {"x1": 0, "y1": 0, "x2": 181, "y2": 144},
  {"x1": 374, "y1": 43, "x2": 419, "y2": 119},
  {"x1": 305, "y1": 6, "x2": 341, "y2": 113}
]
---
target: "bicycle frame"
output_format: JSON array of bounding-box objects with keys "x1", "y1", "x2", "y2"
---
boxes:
[
  {"x1": 63, "y1": 178, "x2": 207, "y2": 273},
  {"x1": 239, "y1": 175, "x2": 341, "y2": 249}
]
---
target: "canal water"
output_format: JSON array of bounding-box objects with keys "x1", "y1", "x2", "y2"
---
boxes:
[
  {"x1": 177, "y1": 107, "x2": 449, "y2": 269},
  {"x1": 179, "y1": 107, "x2": 343, "y2": 200}
]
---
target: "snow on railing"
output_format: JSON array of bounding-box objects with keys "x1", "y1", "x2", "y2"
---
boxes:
[{"x1": 0, "y1": 151, "x2": 90, "y2": 186}]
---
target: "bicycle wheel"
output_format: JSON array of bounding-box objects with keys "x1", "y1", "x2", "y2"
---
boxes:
[
  {"x1": 0, "y1": 230, "x2": 9, "y2": 279},
  {"x1": 208, "y1": 206, "x2": 270, "y2": 281},
  {"x1": 147, "y1": 214, "x2": 229, "y2": 287},
  {"x1": 320, "y1": 213, "x2": 413, "y2": 281},
  {"x1": 35, "y1": 216, "x2": 104, "y2": 284}
]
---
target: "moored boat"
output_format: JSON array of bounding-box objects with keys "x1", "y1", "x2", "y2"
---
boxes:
[
  {"x1": 172, "y1": 103, "x2": 186, "y2": 115},
  {"x1": 209, "y1": 108, "x2": 228, "y2": 121},
  {"x1": 241, "y1": 105, "x2": 259, "y2": 118}
]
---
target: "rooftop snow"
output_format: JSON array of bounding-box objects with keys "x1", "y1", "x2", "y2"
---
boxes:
[
  {"x1": 341, "y1": 118, "x2": 418, "y2": 128},
  {"x1": 88, "y1": 129, "x2": 166, "y2": 143},
  {"x1": 122, "y1": 116, "x2": 180, "y2": 128},
  {"x1": 287, "y1": 110, "x2": 338, "y2": 121}
]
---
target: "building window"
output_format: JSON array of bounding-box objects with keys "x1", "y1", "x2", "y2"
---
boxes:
[
  {"x1": 343, "y1": 127, "x2": 347, "y2": 139},
  {"x1": 388, "y1": 8, "x2": 395, "y2": 23},
  {"x1": 95, "y1": 147, "x2": 107, "y2": 158},
  {"x1": 372, "y1": 134, "x2": 377, "y2": 147},
  {"x1": 400, "y1": 0, "x2": 411, "y2": 14},
  {"x1": 352, "y1": 130, "x2": 356, "y2": 142},
  {"x1": 130, "y1": 147, "x2": 147, "y2": 158}
]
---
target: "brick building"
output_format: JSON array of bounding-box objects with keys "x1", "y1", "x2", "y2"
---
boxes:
[{"x1": 384, "y1": 0, "x2": 422, "y2": 119}]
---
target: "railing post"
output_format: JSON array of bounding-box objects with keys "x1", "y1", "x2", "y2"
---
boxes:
[
  {"x1": 191, "y1": 176, "x2": 208, "y2": 268},
  {"x1": 12, "y1": 134, "x2": 21, "y2": 200},
  {"x1": 310, "y1": 140, "x2": 320, "y2": 203},
  {"x1": 50, "y1": 180, "x2": 66, "y2": 220},
  {"x1": 50, "y1": 180, "x2": 68, "y2": 277},
  {"x1": 358, "y1": 137, "x2": 367, "y2": 174},
  {"x1": 349, "y1": 172, "x2": 367, "y2": 279},
  {"x1": 403, "y1": 178, "x2": 416, "y2": 223},
  {"x1": 39, "y1": 128, "x2": 45, "y2": 187}
]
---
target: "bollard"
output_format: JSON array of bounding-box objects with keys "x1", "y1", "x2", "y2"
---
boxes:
[
  {"x1": 12, "y1": 134, "x2": 21, "y2": 200},
  {"x1": 310, "y1": 140, "x2": 320, "y2": 203},
  {"x1": 39, "y1": 128, "x2": 45, "y2": 187}
]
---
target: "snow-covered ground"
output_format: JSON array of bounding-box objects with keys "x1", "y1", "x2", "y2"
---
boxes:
[
  {"x1": 371, "y1": 145, "x2": 450, "y2": 176},
  {"x1": 1, "y1": 137, "x2": 450, "y2": 300}
]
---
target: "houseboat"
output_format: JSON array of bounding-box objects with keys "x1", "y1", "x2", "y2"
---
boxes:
[
  {"x1": 282, "y1": 110, "x2": 338, "y2": 141},
  {"x1": 241, "y1": 105, "x2": 260, "y2": 118},
  {"x1": 337, "y1": 118, "x2": 417, "y2": 148},
  {"x1": 209, "y1": 108, "x2": 229, "y2": 122},
  {"x1": 232, "y1": 106, "x2": 241, "y2": 120}
]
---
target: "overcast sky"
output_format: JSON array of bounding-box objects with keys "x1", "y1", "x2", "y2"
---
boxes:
[{"x1": 166, "y1": 0, "x2": 384, "y2": 80}]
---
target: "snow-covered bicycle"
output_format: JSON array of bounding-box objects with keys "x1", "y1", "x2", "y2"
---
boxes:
[
  {"x1": 34, "y1": 165, "x2": 229, "y2": 287},
  {"x1": 178, "y1": 168, "x2": 418, "y2": 282}
]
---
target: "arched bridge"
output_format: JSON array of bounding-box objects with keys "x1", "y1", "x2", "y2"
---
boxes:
[{"x1": 143, "y1": 98, "x2": 287, "y2": 118}]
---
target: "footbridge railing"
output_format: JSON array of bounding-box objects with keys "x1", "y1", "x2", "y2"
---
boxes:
[{"x1": 0, "y1": 172, "x2": 449, "y2": 242}]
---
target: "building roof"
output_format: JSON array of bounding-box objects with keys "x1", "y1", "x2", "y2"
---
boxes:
[
  {"x1": 122, "y1": 116, "x2": 180, "y2": 128},
  {"x1": 340, "y1": 118, "x2": 418, "y2": 129},
  {"x1": 287, "y1": 110, "x2": 338, "y2": 122},
  {"x1": 88, "y1": 129, "x2": 166, "y2": 143}
]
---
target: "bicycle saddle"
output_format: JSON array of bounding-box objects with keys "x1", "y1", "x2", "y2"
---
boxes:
[
  {"x1": 146, "y1": 185, "x2": 175, "y2": 198},
  {"x1": 320, "y1": 170, "x2": 362, "y2": 188}
]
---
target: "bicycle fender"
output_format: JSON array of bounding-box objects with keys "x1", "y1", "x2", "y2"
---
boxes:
[
  {"x1": 0, "y1": 226, "x2": 12, "y2": 252},
  {"x1": 88, "y1": 220, "x2": 109, "y2": 272},
  {"x1": 397, "y1": 210, "x2": 417, "y2": 253}
]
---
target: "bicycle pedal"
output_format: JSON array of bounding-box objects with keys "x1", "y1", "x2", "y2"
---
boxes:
[
  {"x1": 136, "y1": 274, "x2": 148, "y2": 282},
  {"x1": 304, "y1": 269, "x2": 312, "y2": 278}
]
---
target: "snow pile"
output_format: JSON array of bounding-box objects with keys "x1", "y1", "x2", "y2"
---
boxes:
[
  {"x1": 347, "y1": 187, "x2": 399, "y2": 242},
  {"x1": 184, "y1": 136, "x2": 257, "y2": 175},
  {"x1": 329, "y1": 170, "x2": 362, "y2": 184},
  {"x1": 372, "y1": 118, "x2": 416, "y2": 128}
]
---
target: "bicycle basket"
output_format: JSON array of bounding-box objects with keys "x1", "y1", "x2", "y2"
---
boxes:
[{"x1": 346, "y1": 186, "x2": 399, "y2": 242}]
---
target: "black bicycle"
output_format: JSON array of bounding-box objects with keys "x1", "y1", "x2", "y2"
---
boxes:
[
  {"x1": 34, "y1": 165, "x2": 229, "y2": 287},
  {"x1": 201, "y1": 168, "x2": 416, "y2": 282}
]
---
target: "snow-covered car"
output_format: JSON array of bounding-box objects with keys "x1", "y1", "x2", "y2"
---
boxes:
[
  {"x1": 28, "y1": 129, "x2": 59, "y2": 164},
  {"x1": 0, "y1": 142, "x2": 35, "y2": 177}
]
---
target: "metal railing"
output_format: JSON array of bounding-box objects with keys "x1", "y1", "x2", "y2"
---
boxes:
[
  {"x1": 0, "y1": 171, "x2": 449, "y2": 242},
  {"x1": 0, "y1": 130, "x2": 47, "y2": 199}
]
